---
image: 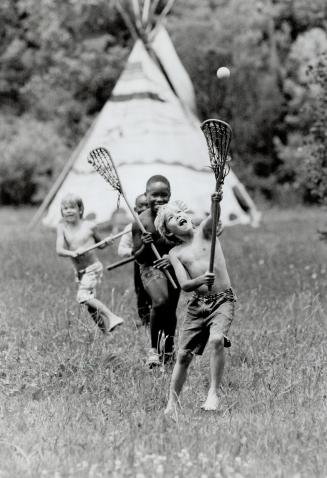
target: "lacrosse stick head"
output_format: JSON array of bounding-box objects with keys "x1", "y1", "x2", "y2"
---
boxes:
[
  {"x1": 200, "y1": 119, "x2": 232, "y2": 186},
  {"x1": 87, "y1": 147, "x2": 122, "y2": 194}
]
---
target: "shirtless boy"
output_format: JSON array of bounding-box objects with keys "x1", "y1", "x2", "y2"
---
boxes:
[
  {"x1": 118, "y1": 193, "x2": 151, "y2": 326},
  {"x1": 132, "y1": 175, "x2": 180, "y2": 367},
  {"x1": 154, "y1": 194, "x2": 236, "y2": 412},
  {"x1": 56, "y1": 193, "x2": 124, "y2": 334}
]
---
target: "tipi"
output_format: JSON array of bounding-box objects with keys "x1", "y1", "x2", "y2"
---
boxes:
[{"x1": 31, "y1": 0, "x2": 261, "y2": 229}]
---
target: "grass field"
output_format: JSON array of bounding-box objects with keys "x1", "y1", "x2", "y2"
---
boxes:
[{"x1": 0, "y1": 207, "x2": 326, "y2": 478}]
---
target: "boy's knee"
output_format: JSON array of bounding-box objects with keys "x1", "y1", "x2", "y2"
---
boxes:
[
  {"x1": 177, "y1": 350, "x2": 193, "y2": 366},
  {"x1": 152, "y1": 295, "x2": 169, "y2": 308},
  {"x1": 209, "y1": 333, "x2": 225, "y2": 350}
]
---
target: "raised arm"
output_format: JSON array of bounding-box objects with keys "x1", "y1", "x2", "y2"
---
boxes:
[
  {"x1": 201, "y1": 191, "x2": 224, "y2": 240},
  {"x1": 169, "y1": 250, "x2": 214, "y2": 292},
  {"x1": 56, "y1": 224, "x2": 77, "y2": 258}
]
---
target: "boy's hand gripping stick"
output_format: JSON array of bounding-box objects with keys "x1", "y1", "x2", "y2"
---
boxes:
[
  {"x1": 200, "y1": 119, "x2": 232, "y2": 289},
  {"x1": 87, "y1": 147, "x2": 178, "y2": 289}
]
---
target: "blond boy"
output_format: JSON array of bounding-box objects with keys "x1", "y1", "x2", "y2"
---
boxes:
[
  {"x1": 154, "y1": 194, "x2": 236, "y2": 413},
  {"x1": 56, "y1": 193, "x2": 124, "y2": 334}
]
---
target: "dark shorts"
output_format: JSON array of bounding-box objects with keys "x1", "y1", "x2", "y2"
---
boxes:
[
  {"x1": 139, "y1": 264, "x2": 167, "y2": 288},
  {"x1": 179, "y1": 288, "x2": 236, "y2": 355}
]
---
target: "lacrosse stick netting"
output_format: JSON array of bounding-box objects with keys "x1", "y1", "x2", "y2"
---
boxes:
[
  {"x1": 200, "y1": 119, "x2": 232, "y2": 189},
  {"x1": 88, "y1": 147, "x2": 177, "y2": 289},
  {"x1": 200, "y1": 120, "x2": 232, "y2": 285}
]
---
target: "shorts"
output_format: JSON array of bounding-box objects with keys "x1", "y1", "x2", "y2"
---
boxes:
[
  {"x1": 179, "y1": 288, "x2": 236, "y2": 355},
  {"x1": 75, "y1": 261, "x2": 103, "y2": 304},
  {"x1": 139, "y1": 264, "x2": 169, "y2": 289}
]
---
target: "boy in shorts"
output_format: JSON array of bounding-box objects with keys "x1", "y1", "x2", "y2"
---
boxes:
[
  {"x1": 56, "y1": 193, "x2": 124, "y2": 334},
  {"x1": 154, "y1": 194, "x2": 236, "y2": 412},
  {"x1": 132, "y1": 175, "x2": 180, "y2": 367}
]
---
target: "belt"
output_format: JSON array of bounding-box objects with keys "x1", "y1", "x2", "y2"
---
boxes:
[{"x1": 192, "y1": 288, "x2": 235, "y2": 303}]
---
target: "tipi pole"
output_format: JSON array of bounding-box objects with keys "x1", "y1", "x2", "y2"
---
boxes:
[
  {"x1": 150, "y1": 0, "x2": 176, "y2": 37},
  {"x1": 131, "y1": 0, "x2": 143, "y2": 32},
  {"x1": 28, "y1": 117, "x2": 98, "y2": 229},
  {"x1": 115, "y1": 0, "x2": 139, "y2": 41},
  {"x1": 141, "y1": 0, "x2": 151, "y2": 26}
]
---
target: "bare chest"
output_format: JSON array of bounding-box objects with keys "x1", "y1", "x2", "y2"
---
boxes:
[
  {"x1": 64, "y1": 224, "x2": 93, "y2": 249},
  {"x1": 178, "y1": 238, "x2": 211, "y2": 270}
]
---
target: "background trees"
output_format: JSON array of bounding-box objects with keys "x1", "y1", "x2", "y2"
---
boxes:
[{"x1": 0, "y1": 0, "x2": 326, "y2": 205}]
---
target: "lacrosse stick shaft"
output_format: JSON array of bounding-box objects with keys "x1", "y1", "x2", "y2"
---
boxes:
[
  {"x1": 76, "y1": 229, "x2": 129, "y2": 256},
  {"x1": 121, "y1": 198, "x2": 178, "y2": 289},
  {"x1": 108, "y1": 162, "x2": 178, "y2": 290},
  {"x1": 106, "y1": 255, "x2": 135, "y2": 271},
  {"x1": 208, "y1": 196, "x2": 221, "y2": 290}
]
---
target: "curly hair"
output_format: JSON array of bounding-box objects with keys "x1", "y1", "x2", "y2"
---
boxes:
[{"x1": 154, "y1": 201, "x2": 189, "y2": 245}]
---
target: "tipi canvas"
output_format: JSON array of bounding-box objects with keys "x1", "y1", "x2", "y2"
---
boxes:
[{"x1": 33, "y1": 19, "x2": 260, "y2": 229}]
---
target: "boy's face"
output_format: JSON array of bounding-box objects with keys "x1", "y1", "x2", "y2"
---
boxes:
[
  {"x1": 134, "y1": 195, "x2": 148, "y2": 215},
  {"x1": 164, "y1": 205, "x2": 192, "y2": 236},
  {"x1": 146, "y1": 181, "x2": 171, "y2": 213},
  {"x1": 61, "y1": 201, "x2": 80, "y2": 223}
]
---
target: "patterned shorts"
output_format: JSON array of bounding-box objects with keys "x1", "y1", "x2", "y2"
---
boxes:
[
  {"x1": 179, "y1": 288, "x2": 236, "y2": 355},
  {"x1": 76, "y1": 262, "x2": 103, "y2": 304}
]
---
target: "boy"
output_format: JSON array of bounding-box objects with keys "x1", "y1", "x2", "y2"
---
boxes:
[
  {"x1": 154, "y1": 194, "x2": 236, "y2": 412},
  {"x1": 56, "y1": 193, "x2": 124, "y2": 334},
  {"x1": 132, "y1": 175, "x2": 180, "y2": 367},
  {"x1": 118, "y1": 194, "x2": 151, "y2": 326}
]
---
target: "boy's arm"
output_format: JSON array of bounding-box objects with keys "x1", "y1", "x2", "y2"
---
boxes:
[
  {"x1": 132, "y1": 220, "x2": 153, "y2": 262},
  {"x1": 118, "y1": 226, "x2": 133, "y2": 257},
  {"x1": 56, "y1": 224, "x2": 77, "y2": 258},
  {"x1": 90, "y1": 222, "x2": 112, "y2": 249},
  {"x1": 202, "y1": 192, "x2": 224, "y2": 239},
  {"x1": 169, "y1": 251, "x2": 215, "y2": 292}
]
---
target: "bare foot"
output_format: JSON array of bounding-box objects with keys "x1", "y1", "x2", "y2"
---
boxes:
[
  {"x1": 164, "y1": 400, "x2": 180, "y2": 421},
  {"x1": 201, "y1": 392, "x2": 219, "y2": 411}
]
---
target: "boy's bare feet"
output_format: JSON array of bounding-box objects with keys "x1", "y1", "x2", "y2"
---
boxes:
[
  {"x1": 201, "y1": 391, "x2": 219, "y2": 411},
  {"x1": 164, "y1": 400, "x2": 180, "y2": 421}
]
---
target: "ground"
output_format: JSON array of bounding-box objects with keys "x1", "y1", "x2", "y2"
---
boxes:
[{"x1": 0, "y1": 207, "x2": 326, "y2": 477}]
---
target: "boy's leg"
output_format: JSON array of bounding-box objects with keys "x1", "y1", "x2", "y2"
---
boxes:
[
  {"x1": 134, "y1": 263, "x2": 151, "y2": 326},
  {"x1": 202, "y1": 334, "x2": 225, "y2": 411},
  {"x1": 140, "y1": 267, "x2": 170, "y2": 364},
  {"x1": 161, "y1": 287, "x2": 180, "y2": 361},
  {"x1": 202, "y1": 296, "x2": 235, "y2": 410},
  {"x1": 86, "y1": 304, "x2": 105, "y2": 333},
  {"x1": 165, "y1": 350, "x2": 193, "y2": 415},
  {"x1": 86, "y1": 297, "x2": 124, "y2": 333}
]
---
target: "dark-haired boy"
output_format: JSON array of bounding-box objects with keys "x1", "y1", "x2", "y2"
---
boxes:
[
  {"x1": 132, "y1": 176, "x2": 180, "y2": 367},
  {"x1": 118, "y1": 194, "x2": 151, "y2": 326}
]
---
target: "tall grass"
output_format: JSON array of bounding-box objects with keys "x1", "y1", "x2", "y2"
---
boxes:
[{"x1": 0, "y1": 207, "x2": 326, "y2": 477}]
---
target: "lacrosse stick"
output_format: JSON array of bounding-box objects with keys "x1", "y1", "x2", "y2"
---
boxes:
[
  {"x1": 76, "y1": 228, "x2": 130, "y2": 257},
  {"x1": 200, "y1": 119, "x2": 232, "y2": 288},
  {"x1": 88, "y1": 147, "x2": 177, "y2": 289},
  {"x1": 106, "y1": 255, "x2": 135, "y2": 272}
]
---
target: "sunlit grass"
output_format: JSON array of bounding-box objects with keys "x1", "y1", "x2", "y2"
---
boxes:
[{"x1": 0, "y1": 207, "x2": 326, "y2": 477}]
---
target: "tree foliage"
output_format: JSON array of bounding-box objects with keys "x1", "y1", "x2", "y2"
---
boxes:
[{"x1": 0, "y1": 0, "x2": 327, "y2": 205}]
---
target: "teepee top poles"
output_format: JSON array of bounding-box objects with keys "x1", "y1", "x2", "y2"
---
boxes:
[{"x1": 115, "y1": 0, "x2": 177, "y2": 43}]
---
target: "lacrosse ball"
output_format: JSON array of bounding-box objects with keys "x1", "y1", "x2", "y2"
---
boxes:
[{"x1": 217, "y1": 67, "x2": 230, "y2": 79}]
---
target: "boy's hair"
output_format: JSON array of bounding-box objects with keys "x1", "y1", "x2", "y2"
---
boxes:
[
  {"x1": 154, "y1": 202, "x2": 185, "y2": 246},
  {"x1": 60, "y1": 193, "x2": 84, "y2": 218},
  {"x1": 146, "y1": 175, "x2": 170, "y2": 191}
]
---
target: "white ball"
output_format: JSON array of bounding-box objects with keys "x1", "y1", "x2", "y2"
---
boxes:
[{"x1": 216, "y1": 67, "x2": 230, "y2": 79}]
